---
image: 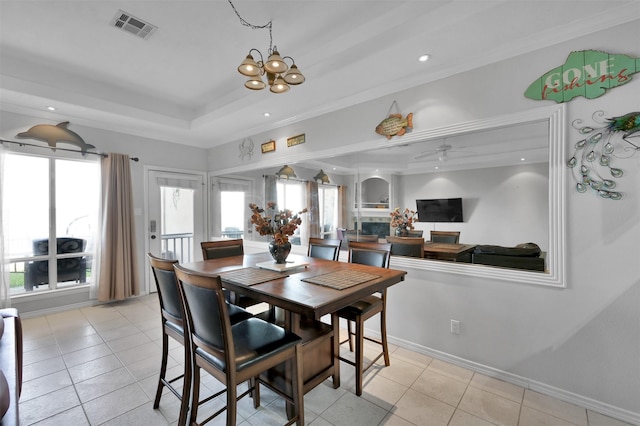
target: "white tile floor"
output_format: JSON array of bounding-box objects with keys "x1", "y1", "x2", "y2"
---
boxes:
[{"x1": 18, "y1": 294, "x2": 632, "y2": 426}]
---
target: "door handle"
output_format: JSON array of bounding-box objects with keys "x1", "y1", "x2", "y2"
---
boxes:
[{"x1": 151, "y1": 235, "x2": 157, "y2": 240}]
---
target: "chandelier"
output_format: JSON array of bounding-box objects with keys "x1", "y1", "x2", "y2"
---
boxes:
[{"x1": 228, "y1": 0, "x2": 305, "y2": 93}]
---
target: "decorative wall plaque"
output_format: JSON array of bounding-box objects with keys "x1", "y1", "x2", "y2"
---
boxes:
[
  {"x1": 287, "y1": 134, "x2": 305, "y2": 147},
  {"x1": 524, "y1": 50, "x2": 640, "y2": 103},
  {"x1": 261, "y1": 140, "x2": 276, "y2": 153}
]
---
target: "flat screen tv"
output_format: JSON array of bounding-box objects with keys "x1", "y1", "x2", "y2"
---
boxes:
[{"x1": 416, "y1": 198, "x2": 463, "y2": 222}]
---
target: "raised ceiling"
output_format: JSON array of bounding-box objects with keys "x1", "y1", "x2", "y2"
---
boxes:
[{"x1": 0, "y1": 1, "x2": 637, "y2": 149}]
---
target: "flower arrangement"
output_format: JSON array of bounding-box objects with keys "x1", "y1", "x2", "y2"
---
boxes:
[
  {"x1": 249, "y1": 202, "x2": 308, "y2": 245},
  {"x1": 390, "y1": 207, "x2": 417, "y2": 230}
]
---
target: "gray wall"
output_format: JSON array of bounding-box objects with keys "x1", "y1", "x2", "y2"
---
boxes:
[
  {"x1": 2, "y1": 17, "x2": 638, "y2": 423},
  {"x1": 398, "y1": 163, "x2": 549, "y2": 250},
  {"x1": 208, "y1": 20, "x2": 640, "y2": 419},
  {"x1": 1, "y1": 111, "x2": 209, "y2": 314}
]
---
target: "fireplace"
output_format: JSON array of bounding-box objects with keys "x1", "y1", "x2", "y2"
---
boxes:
[{"x1": 355, "y1": 220, "x2": 391, "y2": 238}]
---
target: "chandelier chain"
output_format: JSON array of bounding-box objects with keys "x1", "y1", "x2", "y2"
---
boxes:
[{"x1": 227, "y1": 0, "x2": 273, "y2": 52}]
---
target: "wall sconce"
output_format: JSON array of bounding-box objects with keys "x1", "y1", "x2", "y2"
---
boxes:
[
  {"x1": 276, "y1": 164, "x2": 297, "y2": 179},
  {"x1": 314, "y1": 169, "x2": 330, "y2": 184}
]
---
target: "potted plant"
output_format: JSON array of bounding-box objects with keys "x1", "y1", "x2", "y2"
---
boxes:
[
  {"x1": 390, "y1": 207, "x2": 417, "y2": 237},
  {"x1": 249, "y1": 202, "x2": 308, "y2": 263}
]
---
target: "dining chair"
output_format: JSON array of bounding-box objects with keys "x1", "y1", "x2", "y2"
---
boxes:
[
  {"x1": 430, "y1": 230, "x2": 460, "y2": 244},
  {"x1": 336, "y1": 241, "x2": 392, "y2": 396},
  {"x1": 345, "y1": 232, "x2": 379, "y2": 250},
  {"x1": 387, "y1": 236, "x2": 425, "y2": 258},
  {"x1": 200, "y1": 238, "x2": 243, "y2": 259},
  {"x1": 407, "y1": 230, "x2": 424, "y2": 237},
  {"x1": 200, "y1": 239, "x2": 262, "y2": 309},
  {"x1": 147, "y1": 254, "x2": 253, "y2": 426},
  {"x1": 173, "y1": 264, "x2": 305, "y2": 426},
  {"x1": 307, "y1": 237, "x2": 342, "y2": 261}
]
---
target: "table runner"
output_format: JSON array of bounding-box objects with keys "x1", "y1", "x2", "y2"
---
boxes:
[
  {"x1": 302, "y1": 270, "x2": 380, "y2": 290},
  {"x1": 219, "y1": 267, "x2": 288, "y2": 286}
]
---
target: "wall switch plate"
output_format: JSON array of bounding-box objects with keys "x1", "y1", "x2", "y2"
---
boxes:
[{"x1": 451, "y1": 319, "x2": 460, "y2": 334}]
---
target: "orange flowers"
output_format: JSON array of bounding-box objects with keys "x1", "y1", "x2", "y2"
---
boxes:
[
  {"x1": 249, "y1": 202, "x2": 308, "y2": 245},
  {"x1": 390, "y1": 207, "x2": 417, "y2": 230}
]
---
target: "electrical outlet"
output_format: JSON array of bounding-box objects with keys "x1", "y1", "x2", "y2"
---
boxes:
[{"x1": 450, "y1": 319, "x2": 460, "y2": 334}]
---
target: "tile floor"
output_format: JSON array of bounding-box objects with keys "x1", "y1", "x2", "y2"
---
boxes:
[{"x1": 18, "y1": 294, "x2": 632, "y2": 426}]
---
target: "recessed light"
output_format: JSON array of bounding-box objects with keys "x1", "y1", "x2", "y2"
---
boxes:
[
  {"x1": 521, "y1": 157, "x2": 526, "y2": 161},
  {"x1": 46, "y1": 106, "x2": 56, "y2": 111},
  {"x1": 417, "y1": 54, "x2": 430, "y2": 62},
  {"x1": 263, "y1": 112, "x2": 271, "y2": 117}
]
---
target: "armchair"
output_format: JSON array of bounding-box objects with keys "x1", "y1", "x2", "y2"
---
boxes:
[{"x1": 24, "y1": 238, "x2": 87, "y2": 291}]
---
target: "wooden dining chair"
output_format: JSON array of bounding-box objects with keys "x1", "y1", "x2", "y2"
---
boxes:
[
  {"x1": 200, "y1": 239, "x2": 261, "y2": 309},
  {"x1": 336, "y1": 241, "x2": 392, "y2": 396},
  {"x1": 307, "y1": 237, "x2": 341, "y2": 261},
  {"x1": 387, "y1": 236, "x2": 425, "y2": 258},
  {"x1": 430, "y1": 230, "x2": 460, "y2": 244},
  {"x1": 148, "y1": 253, "x2": 252, "y2": 425},
  {"x1": 173, "y1": 264, "x2": 305, "y2": 426},
  {"x1": 200, "y1": 238, "x2": 244, "y2": 259}
]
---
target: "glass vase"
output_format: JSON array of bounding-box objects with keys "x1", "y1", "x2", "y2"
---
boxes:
[
  {"x1": 268, "y1": 240, "x2": 292, "y2": 264},
  {"x1": 395, "y1": 226, "x2": 409, "y2": 237}
]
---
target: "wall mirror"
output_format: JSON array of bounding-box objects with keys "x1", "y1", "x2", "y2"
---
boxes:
[{"x1": 211, "y1": 104, "x2": 566, "y2": 288}]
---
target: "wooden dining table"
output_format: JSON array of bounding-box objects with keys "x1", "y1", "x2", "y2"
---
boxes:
[{"x1": 181, "y1": 251, "x2": 407, "y2": 414}]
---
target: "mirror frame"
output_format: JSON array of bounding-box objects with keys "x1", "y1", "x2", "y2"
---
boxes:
[{"x1": 213, "y1": 104, "x2": 566, "y2": 288}]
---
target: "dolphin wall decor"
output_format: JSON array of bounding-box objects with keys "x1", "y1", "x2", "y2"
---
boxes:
[{"x1": 16, "y1": 121, "x2": 95, "y2": 155}]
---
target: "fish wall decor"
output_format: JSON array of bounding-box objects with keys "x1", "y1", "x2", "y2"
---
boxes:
[
  {"x1": 375, "y1": 113, "x2": 413, "y2": 139},
  {"x1": 16, "y1": 121, "x2": 95, "y2": 155}
]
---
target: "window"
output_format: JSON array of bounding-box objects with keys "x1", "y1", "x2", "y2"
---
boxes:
[
  {"x1": 215, "y1": 177, "x2": 252, "y2": 239},
  {"x1": 277, "y1": 180, "x2": 305, "y2": 245},
  {"x1": 3, "y1": 154, "x2": 99, "y2": 295}
]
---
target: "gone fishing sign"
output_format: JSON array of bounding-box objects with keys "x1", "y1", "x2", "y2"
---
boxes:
[{"x1": 525, "y1": 50, "x2": 640, "y2": 103}]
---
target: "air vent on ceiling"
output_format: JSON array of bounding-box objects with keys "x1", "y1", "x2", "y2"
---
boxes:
[{"x1": 110, "y1": 10, "x2": 157, "y2": 40}]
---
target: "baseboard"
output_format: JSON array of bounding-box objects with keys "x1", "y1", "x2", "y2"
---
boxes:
[
  {"x1": 19, "y1": 300, "x2": 98, "y2": 319},
  {"x1": 384, "y1": 333, "x2": 640, "y2": 426}
]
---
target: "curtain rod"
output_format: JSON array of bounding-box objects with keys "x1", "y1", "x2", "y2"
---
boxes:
[{"x1": 0, "y1": 139, "x2": 139, "y2": 161}]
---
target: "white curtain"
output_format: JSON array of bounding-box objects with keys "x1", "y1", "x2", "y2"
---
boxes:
[{"x1": 0, "y1": 145, "x2": 9, "y2": 308}]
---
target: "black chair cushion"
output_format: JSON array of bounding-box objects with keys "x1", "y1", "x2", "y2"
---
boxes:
[
  {"x1": 155, "y1": 269, "x2": 183, "y2": 320},
  {"x1": 309, "y1": 245, "x2": 338, "y2": 261},
  {"x1": 337, "y1": 295, "x2": 382, "y2": 321},
  {"x1": 196, "y1": 318, "x2": 301, "y2": 372},
  {"x1": 390, "y1": 243, "x2": 422, "y2": 258},
  {"x1": 227, "y1": 303, "x2": 253, "y2": 324},
  {"x1": 164, "y1": 320, "x2": 184, "y2": 336},
  {"x1": 204, "y1": 246, "x2": 243, "y2": 259},
  {"x1": 350, "y1": 250, "x2": 388, "y2": 268}
]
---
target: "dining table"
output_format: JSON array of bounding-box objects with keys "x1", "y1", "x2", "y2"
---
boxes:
[
  {"x1": 180, "y1": 251, "x2": 407, "y2": 416},
  {"x1": 423, "y1": 242, "x2": 476, "y2": 262}
]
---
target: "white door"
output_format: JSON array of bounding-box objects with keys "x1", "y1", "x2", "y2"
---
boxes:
[{"x1": 146, "y1": 169, "x2": 206, "y2": 291}]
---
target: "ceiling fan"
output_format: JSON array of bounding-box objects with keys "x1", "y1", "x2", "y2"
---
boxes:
[{"x1": 414, "y1": 142, "x2": 467, "y2": 162}]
